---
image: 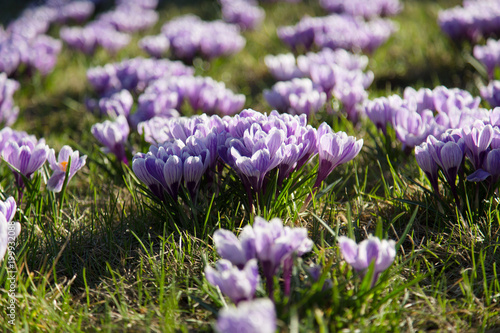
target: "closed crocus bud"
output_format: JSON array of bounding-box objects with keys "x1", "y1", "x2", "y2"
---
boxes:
[
  {"x1": 91, "y1": 115, "x2": 130, "y2": 164},
  {"x1": 215, "y1": 298, "x2": 276, "y2": 333},
  {"x1": 415, "y1": 142, "x2": 439, "y2": 195},
  {"x1": 47, "y1": 146, "x2": 87, "y2": 193},
  {"x1": 427, "y1": 135, "x2": 464, "y2": 189},
  {"x1": 427, "y1": 135, "x2": 465, "y2": 201},
  {"x1": 205, "y1": 259, "x2": 260, "y2": 305},
  {"x1": 338, "y1": 236, "x2": 396, "y2": 287},
  {"x1": 131, "y1": 152, "x2": 165, "y2": 201}
]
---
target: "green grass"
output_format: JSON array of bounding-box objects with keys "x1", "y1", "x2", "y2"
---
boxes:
[{"x1": 1, "y1": 0, "x2": 500, "y2": 331}]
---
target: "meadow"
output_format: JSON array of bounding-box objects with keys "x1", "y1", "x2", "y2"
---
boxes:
[{"x1": 1, "y1": 0, "x2": 500, "y2": 331}]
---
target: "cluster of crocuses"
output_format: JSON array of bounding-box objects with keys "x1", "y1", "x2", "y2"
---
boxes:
[
  {"x1": 132, "y1": 75, "x2": 246, "y2": 125},
  {"x1": 0, "y1": 127, "x2": 86, "y2": 198},
  {"x1": 0, "y1": 73, "x2": 20, "y2": 126},
  {"x1": 0, "y1": 0, "x2": 98, "y2": 76},
  {"x1": 278, "y1": 14, "x2": 396, "y2": 54},
  {"x1": 264, "y1": 48, "x2": 373, "y2": 121},
  {"x1": 133, "y1": 109, "x2": 363, "y2": 208},
  {"x1": 140, "y1": 14, "x2": 245, "y2": 62},
  {"x1": 319, "y1": 0, "x2": 402, "y2": 18},
  {"x1": 415, "y1": 118, "x2": 500, "y2": 206},
  {"x1": 86, "y1": 57, "x2": 194, "y2": 95},
  {"x1": 206, "y1": 216, "x2": 396, "y2": 332},
  {"x1": 219, "y1": 0, "x2": 265, "y2": 31},
  {"x1": 438, "y1": 0, "x2": 500, "y2": 42},
  {"x1": 0, "y1": 9, "x2": 62, "y2": 76},
  {"x1": 364, "y1": 85, "x2": 483, "y2": 148},
  {"x1": 206, "y1": 216, "x2": 312, "y2": 332},
  {"x1": 60, "y1": 0, "x2": 158, "y2": 54}
]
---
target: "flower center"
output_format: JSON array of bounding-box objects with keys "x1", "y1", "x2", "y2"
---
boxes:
[{"x1": 59, "y1": 161, "x2": 68, "y2": 172}]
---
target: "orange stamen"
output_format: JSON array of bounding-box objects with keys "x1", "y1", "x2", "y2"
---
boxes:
[{"x1": 59, "y1": 161, "x2": 68, "y2": 172}]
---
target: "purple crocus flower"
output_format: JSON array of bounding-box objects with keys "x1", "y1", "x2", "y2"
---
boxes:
[
  {"x1": 213, "y1": 227, "x2": 256, "y2": 268},
  {"x1": 288, "y1": 90, "x2": 327, "y2": 116},
  {"x1": 1, "y1": 137, "x2": 50, "y2": 190},
  {"x1": 473, "y1": 39, "x2": 500, "y2": 79},
  {"x1": 264, "y1": 53, "x2": 303, "y2": 81},
  {"x1": 46, "y1": 146, "x2": 87, "y2": 193},
  {"x1": 0, "y1": 197, "x2": 21, "y2": 262},
  {"x1": 364, "y1": 95, "x2": 402, "y2": 134},
  {"x1": 98, "y1": 89, "x2": 134, "y2": 118},
  {"x1": 54, "y1": 1, "x2": 95, "y2": 23},
  {"x1": 139, "y1": 35, "x2": 170, "y2": 58},
  {"x1": 415, "y1": 142, "x2": 440, "y2": 195},
  {"x1": 426, "y1": 134, "x2": 465, "y2": 202},
  {"x1": 467, "y1": 148, "x2": 500, "y2": 184},
  {"x1": 462, "y1": 124, "x2": 494, "y2": 170},
  {"x1": 253, "y1": 216, "x2": 313, "y2": 296},
  {"x1": 313, "y1": 123, "x2": 363, "y2": 189},
  {"x1": 91, "y1": 115, "x2": 130, "y2": 164},
  {"x1": 205, "y1": 259, "x2": 260, "y2": 305},
  {"x1": 215, "y1": 298, "x2": 276, "y2": 333},
  {"x1": 481, "y1": 81, "x2": 500, "y2": 108},
  {"x1": 60, "y1": 26, "x2": 98, "y2": 54},
  {"x1": 221, "y1": 0, "x2": 265, "y2": 31},
  {"x1": 28, "y1": 35, "x2": 62, "y2": 76},
  {"x1": 132, "y1": 140, "x2": 184, "y2": 201},
  {"x1": 338, "y1": 236, "x2": 396, "y2": 287}
]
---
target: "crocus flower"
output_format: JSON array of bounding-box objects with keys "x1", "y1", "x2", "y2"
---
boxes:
[
  {"x1": 462, "y1": 124, "x2": 494, "y2": 170},
  {"x1": 139, "y1": 34, "x2": 170, "y2": 58},
  {"x1": 0, "y1": 197, "x2": 21, "y2": 262},
  {"x1": 253, "y1": 216, "x2": 313, "y2": 296},
  {"x1": 132, "y1": 140, "x2": 184, "y2": 201},
  {"x1": 426, "y1": 135, "x2": 465, "y2": 200},
  {"x1": 213, "y1": 227, "x2": 256, "y2": 268},
  {"x1": 313, "y1": 123, "x2": 363, "y2": 189},
  {"x1": 221, "y1": 0, "x2": 265, "y2": 31},
  {"x1": 47, "y1": 146, "x2": 87, "y2": 193},
  {"x1": 264, "y1": 53, "x2": 303, "y2": 81},
  {"x1": 215, "y1": 298, "x2": 276, "y2": 333},
  {"x1": 481, "y1": 81, "x2": 500, "y2": 108},
  {"x1": 1, "y1": 137, "x2": 50, "y2": 190},
  {"x1": 467, "y1": 148, "x2": 500, "y2": 184},
  {"x1": 338, "y1": 236, "x2": 396, "y2": 287},
  {"x1": 98, "y1": 89, "x2": 134, "y2": 118},
  {"x1": 415, "y1": 142, "x2": 440, "y2": 195},
  {"x1": 91, "y1": 115, "x2": 130, "y2": 164},
  {"x1": 205, "y1": 259, "x2": 260, "y2": 305}
]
